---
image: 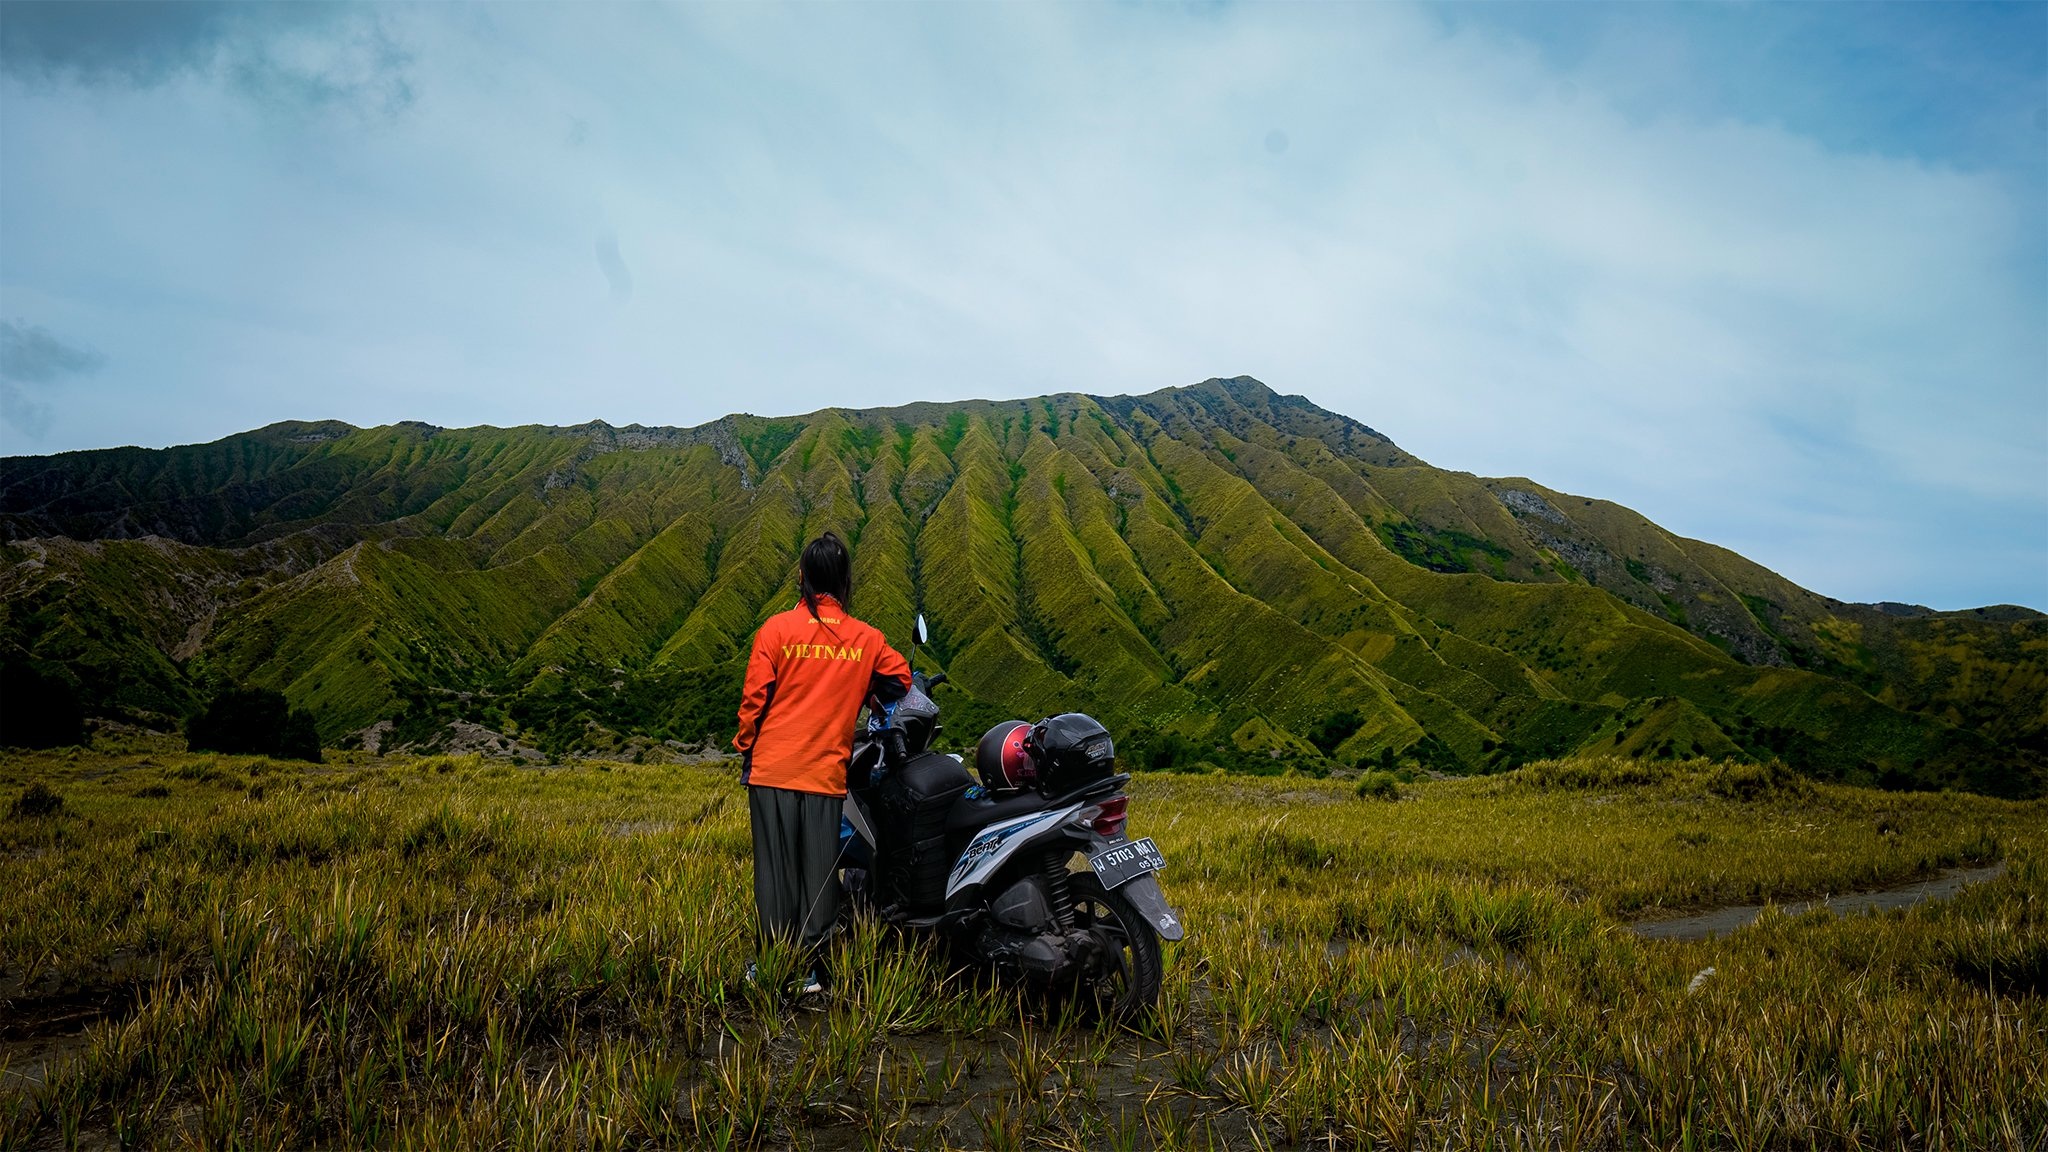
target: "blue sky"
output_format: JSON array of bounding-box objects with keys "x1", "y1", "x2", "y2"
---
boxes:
[{"x1": 1, "y1": 1, "x2": 2043, "y2": 610}]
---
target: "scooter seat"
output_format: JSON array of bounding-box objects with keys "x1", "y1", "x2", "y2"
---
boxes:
[{"x1": 946, "y1": 789, "x2": 1049, "y2": 836}]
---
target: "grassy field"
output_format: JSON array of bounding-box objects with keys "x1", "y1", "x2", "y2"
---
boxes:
[{"x1": 1, "y1": 736, "x2": 2042, "y2": 1149}]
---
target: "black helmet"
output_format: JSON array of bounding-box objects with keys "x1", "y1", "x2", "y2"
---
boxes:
[{"x1": 1026, "y1": 713, "x2": 1115, "y2": 795}]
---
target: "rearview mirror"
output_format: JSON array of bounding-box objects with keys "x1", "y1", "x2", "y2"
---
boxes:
[{"x1": 912, "y1": 614, "x2": 928, "y2": 646}]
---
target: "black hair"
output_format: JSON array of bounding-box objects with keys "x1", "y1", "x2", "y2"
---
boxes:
[{"x1": 799, "y1": 531, "x2": 852, "y2": 620}]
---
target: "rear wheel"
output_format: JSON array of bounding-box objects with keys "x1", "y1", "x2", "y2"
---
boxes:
[{"x1": 1063, "y1": 870, "x2": 1163, "y2": 1023}]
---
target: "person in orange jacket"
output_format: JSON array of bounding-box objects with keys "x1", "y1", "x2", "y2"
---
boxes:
[{"x1": 733, "y1": 530, "x2": 911, "y2": 993}]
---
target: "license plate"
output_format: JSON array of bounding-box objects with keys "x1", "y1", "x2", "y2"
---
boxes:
[{"x1": 1088, "y1": 837, "x2": 1166, "y2": 890}]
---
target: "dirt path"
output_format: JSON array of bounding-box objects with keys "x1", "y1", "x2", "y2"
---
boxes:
[{"x1": 1629, "y1": 862, "x2": 2008, "y2": 941}]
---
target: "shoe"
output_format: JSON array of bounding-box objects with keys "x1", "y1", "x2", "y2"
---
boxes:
[{"x1": 794, "y1": 969, "x2": 824, "y2": 996}]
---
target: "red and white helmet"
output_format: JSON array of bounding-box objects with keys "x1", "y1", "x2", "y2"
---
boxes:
[{"x1": 976, "y1": 720, "x2": 1036, "y2": 791}]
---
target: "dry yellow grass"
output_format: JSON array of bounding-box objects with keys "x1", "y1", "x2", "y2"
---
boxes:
[{"x1": 1, "y1": 742, "x2": 2041, "y2": 1149}]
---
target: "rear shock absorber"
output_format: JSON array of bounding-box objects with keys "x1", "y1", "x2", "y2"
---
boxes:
[{"x1": 1043, "y1": 848, "x2": 1075, "y2": 931}]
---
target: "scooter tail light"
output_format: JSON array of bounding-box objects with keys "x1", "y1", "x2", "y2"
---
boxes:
[{"x1": 1090, "y1": 795, "x2": 1128, "y2": 836}]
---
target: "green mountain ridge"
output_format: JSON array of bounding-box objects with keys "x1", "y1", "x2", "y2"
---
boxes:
[{"x1": 4, "y1": 377, "x2": 2042, "y2": 795}]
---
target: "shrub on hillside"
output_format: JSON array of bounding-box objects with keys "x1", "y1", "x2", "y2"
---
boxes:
[
  {"x1": 1117, "y1": 726, "x2": 1201, "y2": 773},
  {"x1": 1356, "y1": 771, "x2": 1401, "y2": 801},
  {"x1": 1502, "y1": 754, "x2": 1818, "y2": 801},
  {"x1": 506, "y1": 664, "x2": 743, "y2": 760},
  {"x1": 8, "y1": 780, "x2": 64, "y2": 819},
  {"x1": 1702, "y1": 758, "x2": 1810, "y2": 801},
  {"x1": 1307, "y1": 710, "x2": 1364, "y2": 756},
  {"x1": 0, "y1": 661, "x2": 85, "y2": 749},
  {"x1": 187, "y1": 686, "x2": 323, "y2": 762},
  {"x1": 1406, "y1": 733, "x2": 1465, "y2": 775},
  {"x1": 1509, "y1": 756, "x2": 1676, "y2": 791}
]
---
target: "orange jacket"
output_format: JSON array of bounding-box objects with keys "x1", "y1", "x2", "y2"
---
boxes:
[{"x1": 733, "y1": 595, "x2": 913, "y2": 795}]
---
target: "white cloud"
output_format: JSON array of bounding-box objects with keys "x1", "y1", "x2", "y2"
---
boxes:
[{"x1": 0, "y1": 2, "x2": 2040, "y2": 607}]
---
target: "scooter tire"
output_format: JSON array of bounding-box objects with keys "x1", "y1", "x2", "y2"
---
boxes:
[{"x1": 1064, "y1": 870, "x2": 1164, "y2": 1023}]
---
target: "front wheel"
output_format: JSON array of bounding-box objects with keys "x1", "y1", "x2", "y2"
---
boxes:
[{"x1": 1063, "y1": 870, "x2": 1164, "y2": 1023}]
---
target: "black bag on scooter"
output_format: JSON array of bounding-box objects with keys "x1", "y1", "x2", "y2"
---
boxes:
[{"x1": 877, "y1": 750, "x2": 973, "y2": 911}]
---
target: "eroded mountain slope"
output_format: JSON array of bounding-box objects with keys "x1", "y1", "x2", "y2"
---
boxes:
[{"x1": 3, "y1": 377, "x2": 2039, "y2": 794}]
